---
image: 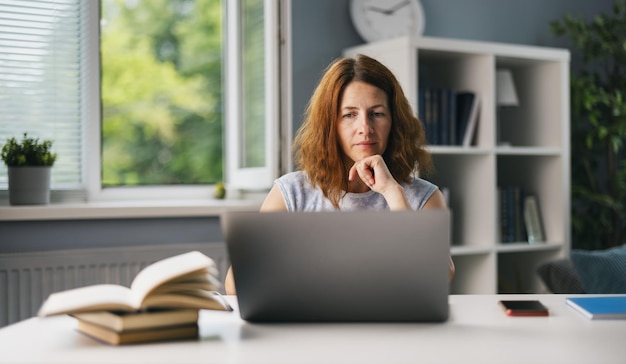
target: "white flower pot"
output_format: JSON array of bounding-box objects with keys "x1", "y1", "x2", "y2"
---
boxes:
[{"x1": 8, "y1": 167, "x2": 51, "y2": 205}]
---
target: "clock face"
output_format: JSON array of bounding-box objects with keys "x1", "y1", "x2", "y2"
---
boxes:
[{"x1": 350, "y1": 0, "x2": 425, "y2": 43}]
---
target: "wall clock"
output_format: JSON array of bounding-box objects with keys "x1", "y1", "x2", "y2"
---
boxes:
[{"x1": 350, "y1": 0, "x2": 425, "y2": 43}]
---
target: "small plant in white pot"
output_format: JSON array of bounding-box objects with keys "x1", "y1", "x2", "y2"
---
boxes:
[{"x1": 1, "y1": 133, "x2": 57, "y2": 205}]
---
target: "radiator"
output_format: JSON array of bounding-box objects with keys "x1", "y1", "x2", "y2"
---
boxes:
[{"x1": 0, "y1": 242, "x2": 228, "y2": 327}]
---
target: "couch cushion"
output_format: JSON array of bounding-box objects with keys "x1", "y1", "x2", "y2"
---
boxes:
[
  {"x1": 570, "y1": 244, "x2": 626, "y2": 294},
  {"x1": 536, "y1": 258, "x2": 586, "y2": 294}
]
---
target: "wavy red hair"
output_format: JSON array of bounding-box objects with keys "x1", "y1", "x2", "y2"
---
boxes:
[{"x1": 293, "y1": 54, "x2": 433, "y2": 208}]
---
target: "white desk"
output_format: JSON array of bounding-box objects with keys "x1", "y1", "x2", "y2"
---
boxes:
[{"x1": 0, "y1": 294, "x2": 623, "y2": 364}]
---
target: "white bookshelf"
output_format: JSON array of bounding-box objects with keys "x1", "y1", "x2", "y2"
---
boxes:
[{"x1": 344, "y1": 36, "x2": 570, "y2": 294}]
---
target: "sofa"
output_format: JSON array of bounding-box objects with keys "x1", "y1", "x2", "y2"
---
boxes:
[{"x1": 537, "y1": 244, "x2": 626, "y2": 294}]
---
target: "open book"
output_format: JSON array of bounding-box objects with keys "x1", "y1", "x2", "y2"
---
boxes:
[{"x1": 38, "y1": 251, "x2": 232, "y2": 317}]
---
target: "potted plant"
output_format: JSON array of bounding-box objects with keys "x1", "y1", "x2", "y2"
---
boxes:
[
  {"x1": 551, "y1": 1, "x2": 626, "y2": 250},
  {"x1": 1, "y1": 133, "x2": 57, "y2": 205}
]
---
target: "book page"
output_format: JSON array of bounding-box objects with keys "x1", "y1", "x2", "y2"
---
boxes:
[
  {"x1": 150, "y1": 281, "x2": 214, "y2": 295},
  {"x1": 128, "y1": 251, "x2": 216, "y2": 306},
  {"x1": 141, "y1": 290, "x2": 232, "y2": 311},
  {"x1": 150, "y1": 270, "x2": 222, "y2": 295},
  {"x1": 38, "y1": 284, "x2": 134, "y2": 316}
]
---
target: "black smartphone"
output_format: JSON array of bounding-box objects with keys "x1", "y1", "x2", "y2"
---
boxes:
[{"x1": 498, "y1": 300, "x2": 549, "y2": 316}]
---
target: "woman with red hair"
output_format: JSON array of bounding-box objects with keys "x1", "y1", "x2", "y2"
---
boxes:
[{"x1": 225, "y1": 54, "x2": 453, "y2": 294}]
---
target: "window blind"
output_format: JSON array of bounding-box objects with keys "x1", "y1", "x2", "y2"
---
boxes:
[{"x1": 0, "y1": 0, "x2": 86, "y2": 189}]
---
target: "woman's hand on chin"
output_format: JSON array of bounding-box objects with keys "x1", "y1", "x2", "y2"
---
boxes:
[
  {"x1": 348, "y1": 155, "x2": 410, "y2": 210},
  {"x1": 348, "y1": 155, "x2": 394, "y2": 192}
]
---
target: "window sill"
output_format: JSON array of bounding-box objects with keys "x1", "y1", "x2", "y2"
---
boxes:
[{"x1": 0, "y1": 198, "x2": 263, "y2": 221}]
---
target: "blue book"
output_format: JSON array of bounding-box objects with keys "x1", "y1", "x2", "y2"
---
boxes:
[{"x1": 566, "y1": 296, "x2": 626, "y2": 320}]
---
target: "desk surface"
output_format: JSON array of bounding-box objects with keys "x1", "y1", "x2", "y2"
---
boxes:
[{"x1": 1, "y1": 294, "x2": 624, "y2": 364}]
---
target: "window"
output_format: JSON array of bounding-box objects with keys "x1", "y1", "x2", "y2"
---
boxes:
[
  {"x1": 226, "y1": 0, "x2": 279, "y2": 190},
  {"x1": 100, "y1": 0, "x2": 224, "y2": 187},
  {"x1": 0, "y1": 0, "x2": 279, "y2": 200}
]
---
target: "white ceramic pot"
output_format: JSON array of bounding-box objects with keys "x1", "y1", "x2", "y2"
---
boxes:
[{"x1": 8, "y1": 166, "x2": 51, "y2": 205}]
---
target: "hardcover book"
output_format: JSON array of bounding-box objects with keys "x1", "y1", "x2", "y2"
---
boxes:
[
  {"x1": 524, "y1": 195, "x2": 545, "y2": 243},
  {"x1": 72, "y1": 308, "x2": 199, "y2": 332},
  {"x1": 566, "y1": 296, "x2": 626, "y2": 320},
  {"x1": 456, "y1": 92, "x2": 480, "y2": 147},
  {"x1": 38, "y1": 251, "x2": 232, "y2": 317},
  {"x1": 76, "y1": 320, "x2": 199, "y2": 345}
]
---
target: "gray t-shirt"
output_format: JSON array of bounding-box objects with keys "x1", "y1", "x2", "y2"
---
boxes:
[{"x1": 275, "y1": 171, "x2": 437, "y2": 211}]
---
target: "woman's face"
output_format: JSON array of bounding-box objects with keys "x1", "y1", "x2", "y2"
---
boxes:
[{"x1": 337, "y1": 81, "x2": 392, "y2": 164}]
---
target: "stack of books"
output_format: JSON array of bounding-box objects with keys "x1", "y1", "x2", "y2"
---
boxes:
[
  {"x1": 38, "y1": 251, "x2": 233, "y2": 345},
  {"x1": 73, "y1": 309, "x2": 200, "y2": 345}
]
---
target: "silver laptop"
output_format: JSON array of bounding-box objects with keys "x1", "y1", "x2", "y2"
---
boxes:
[{"x1": 221, "y1": 209, "x2": 450, "y2": 322}]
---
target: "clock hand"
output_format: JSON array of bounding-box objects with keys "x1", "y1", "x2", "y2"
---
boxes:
[
  {"x1": 367, "y1": 5, "x2": 394, "y2": 15},
  {"x1": 367, "y1": 0, "x2": 411, "y2": 15},
  {"x1": 388, "y1": 0, "x2": 410, "y2": 13}
]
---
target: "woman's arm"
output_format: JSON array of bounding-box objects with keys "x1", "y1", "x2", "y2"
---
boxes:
[
  {"x1": 423, "y1": 189, "x2": 455, "y2": 281},
  {"x1": 224, "y1": 267, "x2": 237, "y2": 295},
  {"x1": 259, "y1": 184, "x2": 289, "y2": 212},
  {"x1": 224, "y1": 184, "x2": 287, "y2": 295},
  {"x1": 423, "y1": 188, "x2": 447, "y2": 209}
]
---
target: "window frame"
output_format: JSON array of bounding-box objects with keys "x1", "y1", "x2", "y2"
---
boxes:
[
  {"x1": 225, "y1": 0, "x2": 280, "y2": 191},
  {"x1": 83, "y1": 0, "x2": 280, "y2": 202}
]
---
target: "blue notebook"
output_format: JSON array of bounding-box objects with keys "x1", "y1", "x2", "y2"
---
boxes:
[{"x1": 566, "y1": 296, "x2": 626, "y2": 320}]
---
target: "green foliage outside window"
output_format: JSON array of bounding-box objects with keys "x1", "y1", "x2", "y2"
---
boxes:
[
  {"x1": 241, "y1": 0, "x2": 266, "y2": 168},
  {"x1": 101, "y1": 0, "x2": 223, "y2": 186}
]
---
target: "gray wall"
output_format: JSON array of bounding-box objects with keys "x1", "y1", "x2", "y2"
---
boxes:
[
  {"x1": 290, "y1": 0, "x2": 616, "y2": 136},
  {"x1": 0, "y1": 217, "x2": 223, "y2": 254},
  {"x1": 1, "y1": 0, "x2": 617, "y2": 255}
]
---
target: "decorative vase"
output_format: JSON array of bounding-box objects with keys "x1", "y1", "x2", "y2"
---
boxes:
[{"x1": 8, "y1": 166, "x2": 51, "y2": 205}]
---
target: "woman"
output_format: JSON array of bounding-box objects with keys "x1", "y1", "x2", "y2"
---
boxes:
[{"x1": 225, "y1": 54, "x2": 454, "y2": 295}]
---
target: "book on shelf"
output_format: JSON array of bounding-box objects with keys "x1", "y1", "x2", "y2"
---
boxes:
[
  {"x1": 418, "y1": 88, "x2": 432, "y2": 143},
  {"x1": 566, "y1": 296, "x2": 626, "y2": 320},
  {"x1": 499, "y1": 188, "x2": 509, "y2": 242},
  {"x1": 76, "y1": 319, "x2": 199, "y2": 345},
  {"x1": 457, "y1": 92, "x2": 480, "y2": 147},
  {"x1": 523, "y1": 195, "x2": 545, "y2": 243},
  {"x1": 72, "y1": 308, "x2": 199, "y2": 332},
  {"x1": 514, "y1": 188, "x2": 525, "y2": 242},
  {"x1": 38, "y1": 251, "x2": 233, "y2": 317},
  {"x1": 418, "y1": 88, "x2": 479, "y2": 147},
  {"x1": 439, "y1": 89, "x2": 457, "y2": 146},
  {"x1": 499, "y1": 186, "x2": 530, "y2": 243},
  {"x1": 430, "y1": 88, "x2": 440, "y2": 144}
]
